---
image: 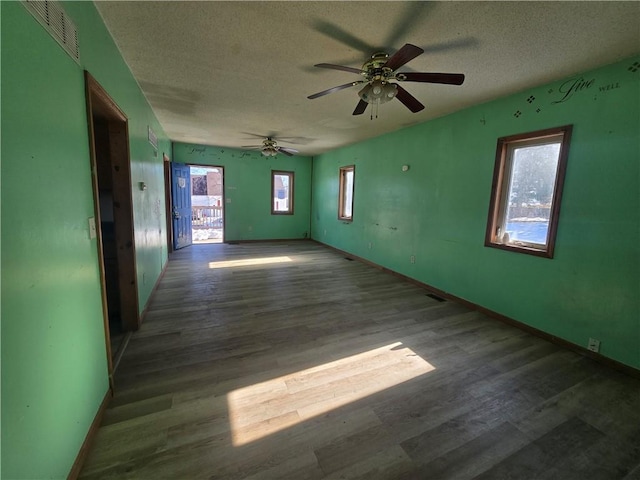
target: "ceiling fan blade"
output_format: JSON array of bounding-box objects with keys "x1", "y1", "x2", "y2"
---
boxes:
[
  {"x1": 315, "y1": 63, "x2": 365, "y2": 75},
  {"x1": 308, "y1": 81, "x2": 364, "y2": 99},
  {"x1": 241, "y1": 132, "x2": 273, "y2": 139},
  {"x1": 395, "y1": 84, "x2": 425, "y2": 113},
  {"x1": 276, "y1": 147, "x2": 297, "y2": 157},
  {"x1": 385, "y1": 2, "x2": 434, "y2": 48},
  {"x1": 278, "y1": 146, "x2": 299, "y2": 153},
  {"x1": 383, "y1": 44, "x2": 424, "y2": 71},
  {"x1": 274, "y1": 137, "x2": 311, "y2": 145},
  {"x1": 311, "y1": 19, "x2": 376, "y2": 54},
  {"x1": 421, "y1": 37, "x2": 479, "y2": 55},
  {"x1": 352, "y1": 99, "x2": 368, "y2": 116},
  {"x1": 398, "y1": 72, "x2": 465, "y2": 85}
]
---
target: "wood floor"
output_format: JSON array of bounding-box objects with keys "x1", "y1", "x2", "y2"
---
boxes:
[{"x1": 80, "y1": 241, "x2": 640, "y2": 480}]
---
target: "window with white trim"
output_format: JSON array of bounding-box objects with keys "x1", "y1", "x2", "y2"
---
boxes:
[
  {"x1": 339, "y1": 166, "x2": 355, "y2": 221},
  {"x1": 271, "y1": 171, "x2": 294, "y2": 215}
]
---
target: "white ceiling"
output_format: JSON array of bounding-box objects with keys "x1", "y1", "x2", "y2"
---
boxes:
[{"x1": 94, "y1": 1, "x2": 640, "y2": 156}]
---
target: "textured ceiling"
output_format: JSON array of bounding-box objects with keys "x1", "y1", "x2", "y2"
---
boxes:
[{"x1": 94, "y1": 1, "x2": 640, "y2": 156}]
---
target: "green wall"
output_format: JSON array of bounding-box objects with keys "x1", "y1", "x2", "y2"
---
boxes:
[
  {"x1": 1, "y1": 2, "x2": 170, "y2": 478},
  {"x1": 1, "y1": 1, "x2": 636, "y2": 476},
  {"x1": 173, "y1": 143, "x2": 312, "y2": 241},
  {"x1": 311, "y1": 57, "x2": 640, "y2": 370}
]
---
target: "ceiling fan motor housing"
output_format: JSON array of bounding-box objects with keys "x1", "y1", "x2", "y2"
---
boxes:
[
  {"x1": 363, "y1": 52, "x2": 390, "y2": 72},
  {"x1": 358, "y1": 52, "x2": 399, "y2": 104}
]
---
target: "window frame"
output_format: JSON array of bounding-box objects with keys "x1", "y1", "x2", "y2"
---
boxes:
[
  {"x1": 485, "y1": 125, "x2": 573, "y2": 259},
  {"x1": 338, "y1": 165, "x2": 355, "y2": 221},
  {"x1": 271, "y1": 170, "x2": 294, "y2": 215}
]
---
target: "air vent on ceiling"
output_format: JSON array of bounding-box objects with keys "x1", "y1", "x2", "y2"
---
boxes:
[{"x1": 22, "y1": 0, "x2": 80, "y2": 63}]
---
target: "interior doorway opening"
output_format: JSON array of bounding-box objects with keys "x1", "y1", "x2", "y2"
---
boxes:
[
  {"x1": 85, "y1": 72, "x2": 140, "y2": 384},
  {"x1": 190, "y1": 165, "x2": 224, "y2": 244}
]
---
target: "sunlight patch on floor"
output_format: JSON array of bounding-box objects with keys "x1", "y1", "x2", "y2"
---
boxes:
[
  {"x1": 227, "y1": 342, "x2": 435, "y2": 446},
  {"x1": 208, "y1": 256, "x2": 292, "y2": 269}
]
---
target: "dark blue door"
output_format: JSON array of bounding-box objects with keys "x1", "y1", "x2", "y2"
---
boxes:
[{"x1": 171, "y1": 163, "x2": 192, "y2": 250}]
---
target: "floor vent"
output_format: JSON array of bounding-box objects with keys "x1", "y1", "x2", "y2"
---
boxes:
[
  {"x1": 227, "y1": 241, "x2": 239, "y2": 245},
  {"x1": 426, "y1": 293, "x2": 446, "y2": 302},
  {"x1": 22, "y1": 0, "x2": 80, "y2": 63}
]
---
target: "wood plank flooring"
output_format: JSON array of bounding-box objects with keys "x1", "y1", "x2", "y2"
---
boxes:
[{"x1": 80, "y1": 241, "x2": 640, "y2": 479}]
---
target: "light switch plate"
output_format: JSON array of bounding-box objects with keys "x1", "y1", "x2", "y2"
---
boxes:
[{"x1": 88, "y1": 217, "x2": 97, "y2": 239}]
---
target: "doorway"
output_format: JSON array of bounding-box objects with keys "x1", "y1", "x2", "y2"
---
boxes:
[
  {"x1": 168, "y1": 163, "x2": 225, "y2": 250},
  {"x1": 190, "y1": 165, "x2": 224, "y2": 244},
  {"x1": 85, "y1": 72, "x2": 140, "y2": 383}
]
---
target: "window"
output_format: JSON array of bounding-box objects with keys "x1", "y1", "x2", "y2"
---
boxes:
[
  {"x1": 485, "y1": 125, "x2": 572, "y2": 258},
  {"x1": 339, "y1": 166, "x2": 355, "y2": 221},
  {"x1": 271, "y1": 171, "x2": 294, "y2": 215}
]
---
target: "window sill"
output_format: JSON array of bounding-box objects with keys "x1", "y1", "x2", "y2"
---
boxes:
[{"x1": 485, "y1": 241, "x2": 553, "y2": 259}]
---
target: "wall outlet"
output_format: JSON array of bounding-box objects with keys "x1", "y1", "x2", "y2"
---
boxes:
[
  {"x1": 368, "y1": 242, "x2": 372, "y2": 249},
  {"x1": 587, "y1": 338, "x2": 600, "y2": 353},
  {"x1": 410, "y1": 255, "x2": 416, "y2": 264}
]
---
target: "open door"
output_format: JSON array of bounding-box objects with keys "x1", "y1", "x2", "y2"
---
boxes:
[{"x1": 171, "y1": 162, "x2": 192, "y2": 250}]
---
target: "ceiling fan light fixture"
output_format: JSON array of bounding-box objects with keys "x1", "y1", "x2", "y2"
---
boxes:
[
  {"x1": 357, "y1": 83, "x2": 372, "y2": 102},
  {"x1": 262, "y1": 147, "x2": 276, "y2": 157},
  {"x1": 358, "y1": 80, "x2": 397, "y2": 105},
  {"x1": 383, "y1": 82, "x2": 398, "y2": 101}
]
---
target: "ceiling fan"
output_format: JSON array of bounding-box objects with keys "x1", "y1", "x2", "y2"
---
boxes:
[
  {"x1": 242, "y1": 137, "x2": 299, "y2": 157},
  {"x1": 307, "y1": 43, "x2": 465, "y2": 116}
]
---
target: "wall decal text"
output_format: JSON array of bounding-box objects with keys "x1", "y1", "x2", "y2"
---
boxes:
[{"x1": 551, "y1": 76, "x2": 595, "y2": 104}]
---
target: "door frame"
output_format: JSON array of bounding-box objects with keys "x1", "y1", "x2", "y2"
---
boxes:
[
  {"x1": 84, "y1": 71, "x2": 141, "y2": 384},
  {"x1": 209, "y1": 164, "x2": 225, "y2": 244},
  {"x1": 185, "y1": 163, "x2": 226, "y2": 245},
  {"x1": 165, "y1": 162, "x2": 227, "y2": 248},
  {"x1": 163, "y1": 153, "x2": 174, "y2": 254}
]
